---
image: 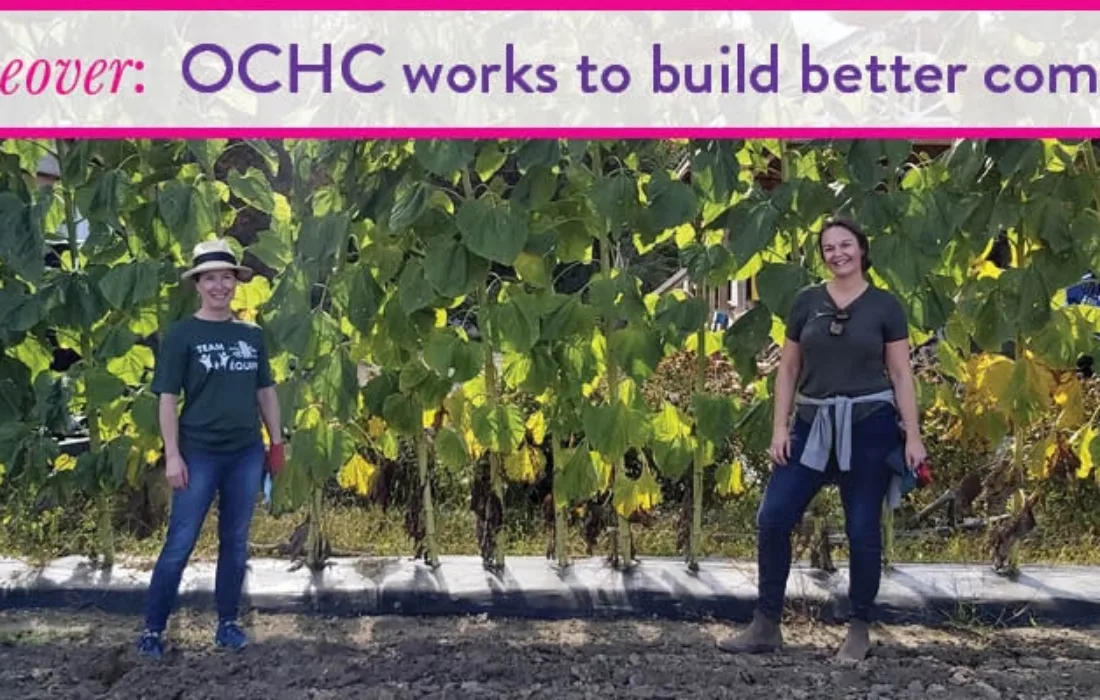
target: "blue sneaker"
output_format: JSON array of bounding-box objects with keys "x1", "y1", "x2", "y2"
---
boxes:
[
  {"x1": 214, "y1": 619, "x2": 249, "y2": 650},
  {"x1": 136, "y1": 630, "x2": 164, "y2": 660}
]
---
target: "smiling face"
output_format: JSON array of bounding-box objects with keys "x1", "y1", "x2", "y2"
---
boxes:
[
  {"x1": 195, "y1": 269, "x2": 238, "y2": 313},
  {"x1": 820, "y1": 224, "x2": 866, "y2": 280}
]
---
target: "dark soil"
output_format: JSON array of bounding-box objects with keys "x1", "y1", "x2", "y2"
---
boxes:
[{"x1": 1, "y1": 609, "x2": 1099, "y2": 699}]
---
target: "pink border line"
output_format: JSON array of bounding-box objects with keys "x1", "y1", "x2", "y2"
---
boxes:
[
  {"x1": 0, "y1": 128, "x2": 1096, "y2": 138},
  {"x1": 0, "y1": 1, "x2": 1095, "y2": 8}
]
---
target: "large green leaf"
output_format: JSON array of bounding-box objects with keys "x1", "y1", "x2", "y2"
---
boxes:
[
  {"x1": 582, "y1": 402, "x2": 651, "y2": 458},
  {"x1": 310, "y1": 349, "x2": 359, "y2": 423},
  {"x1": 158, "y1": 178, "x2": 219, "y2": 252},
  {"x1": 755, "y1": 263, "x2": 811, "y2": 320},
  {"x1": 397, "y1": 260, "x2": 436, "y2": 314},
  {"x1": 297, "y1": 214, "x2": 348, "y2": 281},
  {"x1": 343, "y1": 264, "x2": 384, "y2": 334},
  {"x1": 414, "y1": 140, "x2": 477, "y2": 177},
  {"x1": 593, "y1": 171, "x2": 640, "y2": 226},
  {"x1": 727, "y1": 200, "x2": 779, "y2": 265},
  {"x1": 0, "y1": 284, "x2": 44, "y2": 339},
  {"x1": 541, "y1": 294, "x2": 596, "y2": 342},
  {"x1": 484, "y1": 291, "x2": 541, "y2": 353},
  {"x1": 723, "y1": 304, "x2": 772, "y2": 380},
  {"x1": 471, "y1": 403, "x2": 527, "y2": 454},
  {"x1": 0, "y1": 192, "x2": 46, "y2": 283},
  {"x1": 639, "y1": 171, "x2": 698, "y2": 240},
  {"x1": 553, "y1": 446, "x2": 605, "y2": 505},
  {"x1": 457, "y1": 197, "x2": 528, "y2": 265},
  {"x1": 516, "y1": 140, "x2": 561, "y2": 170},
  {"x1": 98, "y1": 261, "x2": 160, "y2": 310},
  {"x1": 389, "y1": 180, "x2": 432, "y2": 231},
  {"x1": 608, "y1": 324, "x2": 663, "y2": 382},
  {"x1": 227, "y1": 167, "x2": 277, "y2": 214},
  {"x1": 692, "y1": 392, "x2": 736, "y2": 446},
  {"x1": 423, "y1": 236, "x2": 487, "y2": 298}
]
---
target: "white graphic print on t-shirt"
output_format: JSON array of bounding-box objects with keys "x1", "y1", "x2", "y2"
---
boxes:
[{"x1": 195, "y1": 340, "x2": 260, "y2": 373}]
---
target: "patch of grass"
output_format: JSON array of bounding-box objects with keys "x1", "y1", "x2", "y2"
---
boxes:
[{"x1": 4, "y1": 493, "x2": 1100, "y2": 567}]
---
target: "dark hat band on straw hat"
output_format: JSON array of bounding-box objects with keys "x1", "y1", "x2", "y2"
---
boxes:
[{"x1": 193, "y1": 250, "x2": 238, "y2": 267}]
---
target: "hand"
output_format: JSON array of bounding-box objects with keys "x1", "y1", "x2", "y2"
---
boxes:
[
  {"x1": 266, "y1": 442, "x2": 286, "y2": 476},
  {"x1": 905, "y1": 434, "x2": 927, "y2": 470},
  {"x1": 768, "y1": 430, "x2": 790, "y2": 467},
  {"x1": 165, "y1": 452, "x2": 189, "y2": 490}
]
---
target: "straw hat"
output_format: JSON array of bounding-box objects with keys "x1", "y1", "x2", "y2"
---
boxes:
[{"x1": 181, "y1": 239, "x2": 254, "y2": 282}]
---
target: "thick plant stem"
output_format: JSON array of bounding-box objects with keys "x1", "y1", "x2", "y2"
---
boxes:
[
  {"x1": 688, "y1": 282, "x2": 708, "y2": 571},
  {"x1": 59, "y1": 142, "x2": 112, "y2": 568},
  {"x1": 417, "y1": 432, "x2": 440, "y2": 568},
  {"x1": 97, "y1": 492, "x2": 115, "y2": 568},
  {"x1": 306, "y1": 485, "x2": 324, "y2": 570},
  {"x1": 482, "y1": 344, "x2": 506, "y2": 570},
  {"x1": 552, "y1": 435, "x2": 569, "y2": 569},
  {"x1": 597, "y1": 233, "x2": 633, "y2": 570}
]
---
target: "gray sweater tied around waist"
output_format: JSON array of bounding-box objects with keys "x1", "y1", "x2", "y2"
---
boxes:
[{"x1": 794, "y1": 389, "x2": 907, "y2": 508}]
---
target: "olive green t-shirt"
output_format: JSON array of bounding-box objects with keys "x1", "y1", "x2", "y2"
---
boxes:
[
  {"x1": 151, "y1": 316, "x2": 274, "y2": 453},
  {"x1": 785, "y1": 283, "x2": 909, "y2": 423}
]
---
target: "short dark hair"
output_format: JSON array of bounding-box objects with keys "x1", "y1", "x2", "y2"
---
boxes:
[{"x1": 819, "y1": 218, "x2": 871, "y2": 272}]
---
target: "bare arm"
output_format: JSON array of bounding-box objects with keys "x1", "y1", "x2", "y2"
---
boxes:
[
  {"x1": 772, "y1": 340, "x2": 802, "y2": 434},
  {"x1": 885, "y1": 339, "x2": 921, "y2": 440},
  {"x1": 158, "y1": 393, "x2": 181, "y2": 457},
  {"x1": 257, "y1": 386, "x2": 283, "y2": 445}
]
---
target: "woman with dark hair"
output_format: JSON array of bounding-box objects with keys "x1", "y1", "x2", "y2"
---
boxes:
[
  {"x1": 719, "y1": 219, "x2": 926, "y2": 661},
  {"x1": 136, "y1": 239, "x2": 286, "y2": 660}
]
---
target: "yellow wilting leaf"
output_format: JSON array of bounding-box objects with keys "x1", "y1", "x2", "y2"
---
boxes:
[
  {"x1": 971, "y1": 354, "x2": 1014, "y2": 406},
  {"x1": 422, "y1": 409, "x2": 437, "y2": 429},
  {"x1": 1000, "y1": 356, "x2": 1055, "y2": 427},
  {"x1": 684, "y1": 330, "x2": 723, "y2": 356},
  {"x1": 296, "y1": 404, "x2": 323, "y2": 430},
  {"x1": 55, "y1": 454, "x2": 77, "y2": 472},
  {"x1": 1077, "y1": 426, "x2": 1098, "y2": 479},
  {"x1": 126, "y1": 446, "x2": 144, "y2": 488},
  {"x1": 526, "y1": 411, "x2": 546, "y2": 445},
  {"x1": 463, "y1": 428, "x2": 484, "y2": 460},
  {"x1": 715, "y1": 460, "x2": 745, "y2": 497},
  {"x1": 504, "y1": 444, "x2": 545, "y2": 483},
  {"x1": 367, "y1": 416, "x2": 387, "y2": 439},
  {"x1": 673, "y1": 223, "x2": 697, "y2": 249},
  {"x1": 1054, "y1": 376, "x2": 1086, "y2": 429},
  {"x1": 1027, "y1": 432, "x2": 1056, "y2": 480},
  {"x1": 652, "y1": 402, "x2": 692, "y2": 442},
  {"x1": 971, "y1": 260, "x2": 1004, "y2": 279},
  {"x1": 613, "y1": 466, "x2": 663, "y2": 518},
  {"x1": 232, "y1": 276, "x2": 273, "y2": 315},
  {"x1": 434, "y1": 308, "x2": 447, "y2": 328},
  {"x1": 337, "y1": 453, "x2": 377, "y2": 496},
  {"x1": 145, "y1": 449, "x2": 161, "y2": 465},
  {"x1": 590, "y1": 451, "x2": 612, "y2": 492}
]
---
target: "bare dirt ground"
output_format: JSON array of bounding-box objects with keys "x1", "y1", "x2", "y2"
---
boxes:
[{"x1": 1, "y1": 609, "x2": 1099, "y2": 699}]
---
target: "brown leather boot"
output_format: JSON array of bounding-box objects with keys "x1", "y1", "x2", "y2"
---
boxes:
[
  {"x1": 717, "y1": 610, "x2": 783, "y2": 653},
  {"x1": 837, "y1": 619, "x2": 871, "y2": 661}
]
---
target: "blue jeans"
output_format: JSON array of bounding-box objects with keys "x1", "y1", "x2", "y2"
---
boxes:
[
  {"x1": 144, "y1": 441, "x2": 265, "y2": 632},
  {"x1": 755, "y1": 407, "x2": 900, "y2": 623}
]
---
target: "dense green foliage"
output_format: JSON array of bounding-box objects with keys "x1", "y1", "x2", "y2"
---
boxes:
[{"x1": 0, "y1": 138, "x2": 1098, "y2": 575}]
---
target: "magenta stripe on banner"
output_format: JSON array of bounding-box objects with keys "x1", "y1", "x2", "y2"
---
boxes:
[
  {"x1": 0, "y1": 128, "x2": 1096, "y2": 138},
  {"x1": 0, "y1": 1, "x2": 1093, "y2": 9}
]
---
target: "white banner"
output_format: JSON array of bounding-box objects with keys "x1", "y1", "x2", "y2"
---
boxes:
[{"x1": 1, "y1": 11, "x2": 1098, "y2": 129}]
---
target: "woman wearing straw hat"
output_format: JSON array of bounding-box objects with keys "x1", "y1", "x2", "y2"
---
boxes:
[{"x1": 137, "y1": 239, "x2": 285, "y2": 660}]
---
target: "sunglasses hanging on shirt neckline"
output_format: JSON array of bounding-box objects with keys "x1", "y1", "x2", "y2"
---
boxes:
[
  {"x1": 810, "y1": 307, "x2": 851, "y2": 336},
  {"x1": 829, "y1": 309, "x2": 851, "y2": 336}
]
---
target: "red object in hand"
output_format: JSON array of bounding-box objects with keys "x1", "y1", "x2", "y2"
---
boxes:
[
  {"x1": 266, "y1": 442, "x2": 286, "y2": 475},
  {"x1": 915, "y1": 459, "x2": 933, "y2": 488}
]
